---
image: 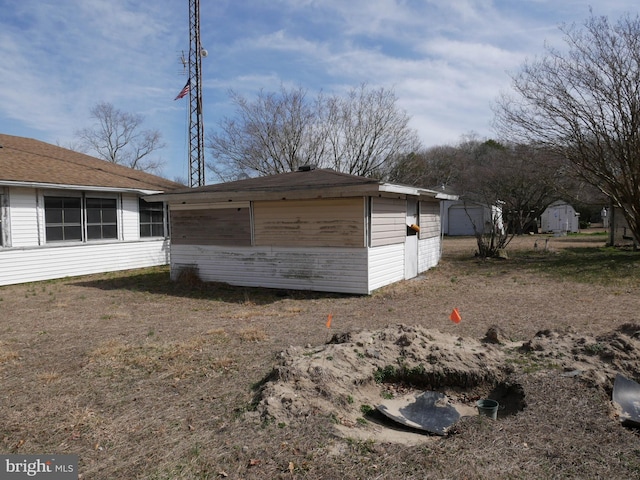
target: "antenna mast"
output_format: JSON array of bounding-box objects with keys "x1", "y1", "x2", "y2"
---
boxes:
[{"x1": 188, "y1": 0, "x2": 205, "y2": 187}]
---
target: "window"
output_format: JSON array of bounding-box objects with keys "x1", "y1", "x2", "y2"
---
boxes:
[
  {"x1": 44, "y1": 194, "x2": 118, "y2": 242},
  {"x1": 45, "y1": 196, "x2": 82, "y2": 241},
  {"x1": 86, "y1": 198, "x2": 118, "y2": 240},
  {"x1": 139, "y1": 199, "x2": 165, "y2": 237}
]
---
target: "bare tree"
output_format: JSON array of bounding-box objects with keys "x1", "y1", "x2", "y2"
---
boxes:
[
  {"x1": 75, "y1": 102, "x2": 166, "y2": 173},
  {"x1": 455, "y1": 141, "x2": 560, "y2": 256},
  {"x1": 322, "y1": 84, "x2": 421, "y2": 178},
  {"x1": 207, "y1": 86, "x2": 326, "y2": 180},
  {"x1": 494, "y1": 12, "x2": 640, "y2": 244},
  {"x1": 206, "y1": 84, "x2": 420, "y2": 180},
  {"x1": 389, "y1": 145, "x2": 464, "y2": 189}
]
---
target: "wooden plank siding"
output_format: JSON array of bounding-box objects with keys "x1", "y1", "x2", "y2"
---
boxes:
[
  {"x1": 253, "y1": 198, "x2": 364, "y2": 248},
  {"x1": 370, "y1": 197, "x2": 406, "y2": 247},
  {"x1": 171, "y1": 244, "x2": 369, "y2": 294},
  {"x1": 171, "y1": 207, "x2": 251, "y2": 246},
  {"x1": 419, "y1": 200, "x2": 440, "y2": 239}
]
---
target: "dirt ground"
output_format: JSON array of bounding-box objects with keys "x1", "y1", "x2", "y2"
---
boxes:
[{"x1": 1, "y1": 230, "x2": 640, "y2": 479}]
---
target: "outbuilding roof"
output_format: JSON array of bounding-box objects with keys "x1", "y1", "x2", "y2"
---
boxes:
[
  {"x1": 0, "y1": 133, "x2": 182, "y2": 193},
  {"x1": 149, "y1": 167, "x2": 458, "y2": 204}
]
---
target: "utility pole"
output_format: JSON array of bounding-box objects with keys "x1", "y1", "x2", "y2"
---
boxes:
[{"x1": 188, "y1": 0, "x2": 205, "y2": 187}]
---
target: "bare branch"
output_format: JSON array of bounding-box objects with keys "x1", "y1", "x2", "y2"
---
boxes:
[{"x1": 75, "y1": 102, "x2": 166, "y2": 174}]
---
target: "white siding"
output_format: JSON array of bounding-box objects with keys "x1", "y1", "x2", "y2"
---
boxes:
[
  {"x1": 0, "y1": 240, "x2": 170, "y2": 286},
  {"x1": 8, "y1": 188, "x2": 40, "y2": 247},
  {"x1": 418, "y1": 235, "x2": 441, "y2": 273},
  {"x1": 368, "y1": 243, "x2": 405, "y2": 292},
  {"x1": 121, "y1": 194, "x2": 141, "y2": 241},
  {"x1": 171, "y1": 245, "x2": 369, "y2": 294}
]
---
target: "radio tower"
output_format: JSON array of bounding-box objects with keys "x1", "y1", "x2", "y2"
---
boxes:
[{"x1": 188, "y1": 0, "x2": 205, "y2": 187}]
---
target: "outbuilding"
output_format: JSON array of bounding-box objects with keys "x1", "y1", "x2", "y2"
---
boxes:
[
  {"x1": 0, "y1": 133, "x2": 181, "y2": 286},
  {"x1": 149, "y1": 168, "x2": 457, "y2": 294},
  {"x1": 441, "y1": 199, "x2": 503, "y2": 236},
  {"x1": 540, "y1": 200, "x2": 580, "y2": 234}
]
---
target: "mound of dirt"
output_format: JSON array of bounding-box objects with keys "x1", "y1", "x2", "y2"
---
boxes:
[{"x1": 257, "y1": 323, "x2": 640, "y2": 444}]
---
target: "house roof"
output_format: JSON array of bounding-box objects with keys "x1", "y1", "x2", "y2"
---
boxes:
[
  {"x1": 149, "y1": 167, "x2": 458, "y2": 203},
  {"x1": 0, "y1": 133, "x2": 182, "y2": 193}
]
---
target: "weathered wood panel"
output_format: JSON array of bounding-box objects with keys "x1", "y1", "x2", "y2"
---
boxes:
[
  {"x1": 419, "y1": 200, "x2": 440, "y2": 239},
  {"x1": 371, "y1": 197, "x2": 406, "y2": 247},
  {"x1": 170, "y1": 245, "x2": 369, "y2": 294},
  {"x1": 253, "y1": 198, "x2": 364, "y2": 248},
  {"x1": 171, "y1": 207, "x2": 251, "y2": 246}
]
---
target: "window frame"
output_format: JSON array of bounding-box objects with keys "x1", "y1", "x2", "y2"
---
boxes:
[
  {"x1": 86, "y1": 196, "x2": 118, "y2": 240},
  {"x1": 43, "y1": 192, "x2": 120, "y2": 244},
  {"x1": 139, "y1": 199, "x2": 166, "y2": 238},
  {"x1": 44, "y1": 194, "x2": 83, "y2": 243}
]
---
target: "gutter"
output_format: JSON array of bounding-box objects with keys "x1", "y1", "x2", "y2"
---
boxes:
[{"x1": 0, "y1": 180, "x2": 163, "y2": 196}]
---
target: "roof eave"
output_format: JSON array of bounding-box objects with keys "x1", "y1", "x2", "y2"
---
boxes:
[
  {"x1": 146, "y1": 183, "x2": 380, "y2": 204},
  {"x1": 435, "y1": 192, "x2": 459, "y2": 201},
  {"x1": 0, "y1": 180, "x2": 164, "y2": 195}
]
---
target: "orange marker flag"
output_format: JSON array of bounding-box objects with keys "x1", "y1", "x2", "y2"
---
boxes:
[
  {"x1": 326, "y1": 313, "x2": 333, "y2": 329},
  {"x1": 450, "y1": 308, "x2": 461, "y2": 324}
]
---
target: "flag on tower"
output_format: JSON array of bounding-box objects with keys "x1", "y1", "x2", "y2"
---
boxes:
[{"x1": 174, "y1": 80, "x2": 190, "y2": 100}]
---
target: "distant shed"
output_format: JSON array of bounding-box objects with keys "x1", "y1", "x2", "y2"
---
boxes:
[
  {"x1": 148, "y1": 168, "x2": 457, "y2": 294},
  {"x1": 541, "y1": 201, "x2": 580, "y2": 234},
  {"x1": 441, "y1": 200, "x2": 503, "y2": 236}
]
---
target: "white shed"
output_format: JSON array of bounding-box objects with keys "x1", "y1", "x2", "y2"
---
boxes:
[
  {"x1": 148, "y1": 168, "x2": 457, "y2": 295},
  {"x1": 541, "y1": 201, "x2": 580, "y2": 234}
]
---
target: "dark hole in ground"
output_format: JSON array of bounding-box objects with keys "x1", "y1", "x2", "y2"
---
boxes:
[{"x1": 487, "y1": 381, "x2": 527, "y2": 417}]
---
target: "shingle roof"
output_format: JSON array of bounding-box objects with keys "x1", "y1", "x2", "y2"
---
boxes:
[
  {"x1": 0, "y1": 133, "x2": 182, "y2": 192},
  {"x1": 168, "y1": 167, "x2": 381, "y2": 195},
  {"x1": 149, "y1": 167, "x2": 457, "y2": 203}
]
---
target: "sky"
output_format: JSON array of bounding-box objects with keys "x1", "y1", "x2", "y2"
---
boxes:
[{"x1": 1, "y1": 0, "x2": 638, "y2": 184}]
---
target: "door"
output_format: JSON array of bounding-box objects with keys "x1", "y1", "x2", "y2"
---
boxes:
[{"x1": 405, "y1": 199, "x2": 418, "y2": 279}]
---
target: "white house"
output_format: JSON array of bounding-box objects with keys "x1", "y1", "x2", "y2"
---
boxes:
[
  {"x1": 540, "y1": 201, "x2": 580, "y2": 234},
  {"x1": 148, "y1": 167, "x2": 457, "y2": 295},
  {"x1": 0, "y1": 133, "x2": 182, "y2": 286}
]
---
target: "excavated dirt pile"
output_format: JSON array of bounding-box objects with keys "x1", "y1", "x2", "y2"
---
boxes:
[{"x1": 257, "y1": 323, "x2": 640, "y2": 444}]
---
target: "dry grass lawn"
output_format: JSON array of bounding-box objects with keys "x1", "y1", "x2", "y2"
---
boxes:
[{"x1": 1, "y1": 230, "x2": 640, "y2": 479}]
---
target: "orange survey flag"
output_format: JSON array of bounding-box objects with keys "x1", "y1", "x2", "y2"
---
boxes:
[
  {"x1": 326, "y1": 313, "x2": 333, "y2": 329},
  {"x1": 450, "y1": 308, "x2": 461, "y2": 324}
]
